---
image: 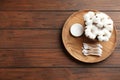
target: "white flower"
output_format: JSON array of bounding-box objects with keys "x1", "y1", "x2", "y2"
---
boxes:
[
  {"x1": 84, "y1": 11, "x2": 95, "y2": 21},
  {"x1": 83, "y1": 11, "x2": 113, "y2": 41}
]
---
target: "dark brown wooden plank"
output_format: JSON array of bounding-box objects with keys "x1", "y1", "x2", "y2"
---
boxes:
[
  {"x1": 0, "y1": 30, "x2": 61, "y2": 49},
  {"x1": 0, "y1": 29, "x2": 119, "y2": 49},
  {"x1": 0, "y1": 0, "x2": 120, "y2": 10},
  {"x1": 0, "y1": 68, "x2": 120, "y2": 80},
  {"x1": 0, "y1": 48, "x2": 119, "y2": 67},
  {"x1": 0, "y1": 11, "x2": 71, "y2": 29},
  {"x1": 1, "y1": 29, "x2": 120, "y2": 48},
  {"x1": 0, "y1": 11, "x2": 119, "y2": 29}
]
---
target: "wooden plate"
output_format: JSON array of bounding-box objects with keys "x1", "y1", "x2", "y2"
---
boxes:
[{"x1": 62, "y1": 10, "x2": 117, "y2": 63}]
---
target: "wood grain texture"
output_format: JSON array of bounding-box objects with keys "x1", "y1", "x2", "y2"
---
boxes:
[
  {"x1": 0, "y1": 0, "x2": 120, "y2": 10},
  {"x1": 0, "y1": 49, "x2": 120, "y2": 67},
  {"x1": 0, "y1": 29, "x2": 119, "y2": 49},
  {"x1": 0, "y1": 12, "x2": 71, "y2": 29},
  {"x1": 0, "y1": 68, "x2": 120, "y2": 80},
  {"x1": 0, "y1": 0, "x2": 120, "y2": 80},
  {"x1": 0, "y1": 30, "x2": 119, "y2": 67},
  {"x1": 0, "y1": 12, "x2": 119, "y2": 29},
  {"x1": 0, "y1": 30, "x2": 61, "y2": 49}
]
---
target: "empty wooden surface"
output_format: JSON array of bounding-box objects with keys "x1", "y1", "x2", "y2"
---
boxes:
[{"x1": 0, "y1": 0, "x2": 120, "y2": 80}]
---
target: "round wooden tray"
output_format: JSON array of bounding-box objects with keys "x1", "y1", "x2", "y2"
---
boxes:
[{"x1": 62, "y1": 10, "x2": 117, "y2": 63}]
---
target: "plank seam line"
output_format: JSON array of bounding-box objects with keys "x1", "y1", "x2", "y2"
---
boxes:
[
  {"x1": 0, "y1": 10, "x2": 120, "y2": 12},
  {"x1": 0, "y1": 67, "x2": 119, "y2": 69},
  {"x1": 0, "y1": 47, "x2": 60, "y2": 49},
  {"x1": 0, "y1": 25, "x2": 119, "y2": 30},
  {"x1": 0, "y1": 28, "x2": 61, "y2": 30}
]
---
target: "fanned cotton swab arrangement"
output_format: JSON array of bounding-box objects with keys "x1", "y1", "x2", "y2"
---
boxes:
[{"x1": 82, "y1": 43, "x2": 103, "y2": 57}]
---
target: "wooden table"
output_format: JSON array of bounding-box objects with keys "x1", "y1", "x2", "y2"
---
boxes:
[{"x1": 0, "y1": 0, "x2": 120, "y2": 80}]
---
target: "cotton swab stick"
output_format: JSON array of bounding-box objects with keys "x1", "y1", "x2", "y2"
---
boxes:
[
  {"x1": 82, "y1": 49, "x2": 102, "y2": 57},
  {"x1": 82, "y1": 43, "x2": 103, "y2": 57},
  {"x1": 83, "y1": 43, "x2": 103, "y2": 49}
]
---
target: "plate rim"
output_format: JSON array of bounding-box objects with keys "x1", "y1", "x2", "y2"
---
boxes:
[{"x1": 62, "y1": 10, "x2": 117, "y2": 63}]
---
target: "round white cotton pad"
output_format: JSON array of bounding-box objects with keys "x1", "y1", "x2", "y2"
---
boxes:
[{"x1": 70, "y1": 23, "x2": 84, "y2": 37}]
